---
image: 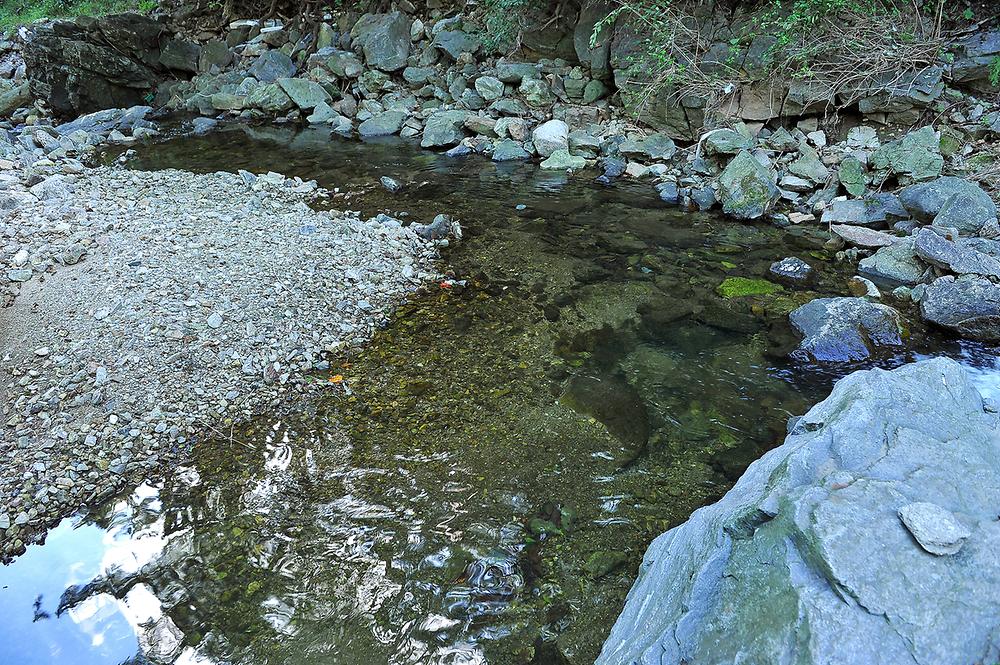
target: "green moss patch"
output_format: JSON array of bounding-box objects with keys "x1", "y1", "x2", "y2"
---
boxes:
[{"x1": 716, "y1": 277, "x2": 783, "y2": 298}]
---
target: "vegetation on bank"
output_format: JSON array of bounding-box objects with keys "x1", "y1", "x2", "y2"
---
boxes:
[{"x1": 0, "y1": 0, "x2": 156, "y2": 29}]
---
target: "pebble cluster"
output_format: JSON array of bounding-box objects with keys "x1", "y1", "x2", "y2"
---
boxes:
[{"x1": 0, "y1": 164, "x2": 441, "y2": 560}]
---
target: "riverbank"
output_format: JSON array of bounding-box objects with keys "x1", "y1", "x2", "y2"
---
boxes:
[{"x1": 0, "y1": 162, "x2": 441, "y2": 561}]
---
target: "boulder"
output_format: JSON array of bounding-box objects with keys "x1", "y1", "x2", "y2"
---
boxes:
[
  {"x1": 491, "y1": 139, "x2": 530, "y2": 161},
  {"x1": 0, "y1": 83, "x2": 32, "y2": 117},
  {"x1": 351, "y1": 12, "x2": 411, "y2": 72},
  {"x1": 276, "y1": 78, "x2": 330, "y2": 110},
  {"x1": 432, "y1": 30, "x2": 482, "y2": 60},
  {"x1": 619, "y1": 133, "x2": 676, "y2": 161},
  {"x1": 717, "y1": 150, "x2": 779, "y2": 220},
  {"x1": 198, "y1": 39, "x2": 232, "y2": 73},
  {"x1": 248, "y1": 51, "x2": 296, "y2": 83},
  {"x1": 23, "y1": 15, "x2": 167, "y2": 115},
  {"x1": 788, "y1": 144, "x2": 829, "y2": 183},
  {"x1": 913, "y1": 228, "x2": 1000, "y2": 278},
  {"x1": 420, "y1": 110, "x2": 468, "y2": 148},
  {"x1": 474, "y1": 75, "x2": 504, "y2": 101},
  {"x1": 519, "y1": 77, "x2": 555, "y2": 107},
  {"x1": 540, "y1": 149, "x2": 587, "y2": 170},
  {"x1": 159, "y1": 37, "x2": 200, "y2": 73},
  {"x1": 920, "y1": 275, "x2": 1000, "y2": 340},
  {"x1": 830, "y1": 224, "x2": 899, "y2": 248},
  {"x1": 789, "y1": 297, "x2": 904, "y2": 362},
  {"x1": 820, "y1": 194, "x2": 907, "y2": 227},
  {"x1": 870, "y1": 126, "x2": 943, "y2": 184},
  {"x1": 245, "y1": 83, "x2": 294, "y2": 113},
  {"x1": 358, "y1": 110, "x2": 407, "y2": 137},
  {"x1": 899, "y1": 176, "x2": 998, "y2": 236},
  {"x1": 858, "y1": 237, "x2": 928, "y2": 286},
  {"x1": 597, "y1": 358, "x2": 1000, "y2": 665},
  {"x1": 702, "y1": 129, "x2": 752, "y2": 156},
  {"x1": 575, "y1": 0, "x2": 613, "y2": 78},
  {"x1": 768, "y1": 256, "x2": 813, "y2": 286},
  {"x1": 323, "y1": 50, "x2": 364, "y2": 78},
  {"x1": 531, "y1": 119, "x2": 569, "y2": 158}
]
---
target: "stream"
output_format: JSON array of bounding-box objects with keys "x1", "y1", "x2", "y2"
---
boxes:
[{"x1": 3, "y1": 123, "x2": 999, "y2": 665}]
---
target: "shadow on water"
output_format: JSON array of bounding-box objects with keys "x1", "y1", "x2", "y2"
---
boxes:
[{"x1": 3, "y1": 122, "x2": 999, "y2": 665}]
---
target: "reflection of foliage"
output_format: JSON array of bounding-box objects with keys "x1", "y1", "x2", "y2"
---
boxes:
[{"x1": 0, "y1": 0, "x2": 156, "y2": 29}]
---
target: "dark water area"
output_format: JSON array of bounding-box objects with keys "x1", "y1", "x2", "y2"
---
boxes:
[{"x1": 3, "y1": 123, "x2": 998, "y2": 665}]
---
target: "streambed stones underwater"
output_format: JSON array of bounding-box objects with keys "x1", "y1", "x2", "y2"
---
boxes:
[{"x1": 2, "y1": 125, "x2": 995, "y2": 665}]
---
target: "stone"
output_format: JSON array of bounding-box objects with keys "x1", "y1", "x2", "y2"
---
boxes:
[
  {"x1": 491, "y1": 139, "x2": 530, "y2": 161},
  {"x1": 246, "y1": 83, "x2": 294, "y2": 113},
  {"x1": 789, "y1": 297, "x2": 904, "y2": 361},
  {"x1": 859, "y1": 238, "x2": 927, "y2": 287},
  {"x1": 495, "y1": 61, "x2": 541, "y2": 84},
  {"x1": 420, "y1": 110, "x2": 468, "y2": 148},
  {"x1": 248, "y1": 50, "x2": 296, "y2": 83},
  {"x1": 159, "y1": 38, "x2": 200, "y2": 73},
  {"x1": 913, "y1": 228, "x2": 1000, "y2": 278},
  {"x1": 207, "y1": 312, "x2": 223, "y2": 329},
  {"x1": 788, "y1": 144, "x2": 829, "y2": 183},
  {"x1": 899, "y1": 176, "x2": 998, "y2": 236},
  {"x1": 324, "y1": 50, "x2": 364, "y2": 78},
  {"x1": 582, "y1": 79, "x2": 608, "y2": 104},
  {"x1": 519, "y1": 78, "x2": 555, "y2": 107},
  {"x1": 597, "y1": 358, "x2": 1000, "y2": 665},
  {"x1": 432, "y1": 30, "x2": 481, "y2": 60},
  {"x1": 210, "y1": 93, "x2": 245, "y2": 111},
  {"x1": 402, "y1": 66, "x2": 436, "y2": 86},
  {"x1": 702, "y1": 129, "x2": 752, "y2": 156},
  {"x1": 540, "y1": 149, "x2": 587, "y2": 170},
  {"x1": 769, "y1": 257, "x2": 813, "y2": 286},
  {"x1": 380, "y1": 176, "x2": 403, "y2": 193},
  {"x1": 898, "y1": 502, "x2": 971, "y2": 556},
  {"x1": 831, "y1": 224, "x2": 899, "y2": 248},
  {"x1": 276, "y1": 78, "x2": 330, "y2": 110},
  {"x1": 0, "y1": 82, "x2": 31, "y2": 118},
  {"x1": 820, "y1": 194, "x2": 907, "y2": 227},
  {"x1": 358, "y1": 110, "x2": 407, "y2": 137},
  {"x1": 871, "y1": 126, "x2": 943, "y2": 184},
  {"x1": 838, "y1": 156, "x2": 866, "y2": 197},
  {"x1": 474, "y1": 76, "x2": 504, "y2": 101},
  {"x1": 531, "y1": 119, "x2": 569, "y2": 158},
  {"x1": 920, "y1": 275, "x2": 1000, "y2": 340},
  {"x1": 351, "y1": 12, "x2": 411, "y2": 72},
  {"x1": 619, "y1": 133, "x2": 676, "y2": 161},
  {"x1": 717, "y1": 151, "x2": 779, "y2": 220},
  {"x1": 463, "y1": 115, "x2": 496, "y2": 136}
]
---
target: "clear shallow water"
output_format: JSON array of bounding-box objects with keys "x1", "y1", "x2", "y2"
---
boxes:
[{"x1": 3, "y1": 123, "x2": 998, "y2": 665}]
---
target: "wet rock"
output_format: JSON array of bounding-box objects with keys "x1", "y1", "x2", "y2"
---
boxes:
[
  {"x1": 380, "y1": 176, "x2": 403, "y2": 193},
  {"x1": 420, "y1": 110, "x2": 468, "y2": 148},
  {"x1": 920, "y1": 275, "x2": 1000, "y2": 340},
  {"x1": 351, "y1": 12, "x2": 412, "y2": 72},
  {"x1": 789, "y1": 297, "x2": 904, "y2": 361},
  {"x1": 358, "y1": 110, "x2": 407, "y2": 137},
  {"x1": 584, "y1": 550, "x2": 628, "y2": 580},
  {"x1": 491, "y1": 139, "x2": 530, "y2": 161},
  {"x1": 768, "y1": 257, "x2": 813, "y2": 286},
  {"x1": 597, "y1": 358, "x2": 1000, "y2": 665},
  {"x1": 248, "y1": 50, "x2": 296, "y2": 83},
  {"x1": 898, "y1": 502, "x2": 971, "y2": 556},
  {"x1": 913, "y1": 228, "x2": 1000, "y2": 278},
  {"x1": 560, "y1": 373, "x2": 649, "y2": 464},
  {"x1": 717, "y1": 151, "x2": 779, "y2": 220},
  {"x1": 858, "y1": 238, "x2": 927, "y2": 286},
  {"x1": 655, "y1": 181, "x2": 679, "y2": 204},
  {"x1": 540, "y1": 149, "x2": 586, "y2": 171},
  {"x1": 411, "y1": 213, "x2": 454, "y2": 240},
  {"x1": 600, "y1": 157, "x2": 626, "y2": 178},
  {"x1": 899, "y1": 176, "x2": 998, "y2": 236},
  {"x1": 531, "y1": 119, "x2": 569, "y2": 158}
]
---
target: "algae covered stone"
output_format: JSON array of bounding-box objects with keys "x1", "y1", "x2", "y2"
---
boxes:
[{"x1": 715, "y1": 276, "x2": 782, "y2": 298}]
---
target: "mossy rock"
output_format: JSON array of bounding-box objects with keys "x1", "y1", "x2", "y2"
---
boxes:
[
  {"x1": 583, "y1": 550, "x2": 628, "y2": 579},
  {"x1": 715, "y1": 277, "x2": 782, "y2": 298}
]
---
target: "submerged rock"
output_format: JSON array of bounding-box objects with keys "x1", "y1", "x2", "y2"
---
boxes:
[
  {"x1": 789, "y1": 296, "x2": 904, "y2": 362},
  {"x1": 597, "y1": 358, "x2": 1000, "y2": 665}
]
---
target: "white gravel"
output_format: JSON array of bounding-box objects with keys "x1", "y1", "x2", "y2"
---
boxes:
[{"x1": 0, "y1": 164, "x2": 441, "y2": 559}]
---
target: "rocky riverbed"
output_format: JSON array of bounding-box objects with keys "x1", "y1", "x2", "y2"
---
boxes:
[{"x1": 0, "y1": 164, "x2": 441, "y2": 561}]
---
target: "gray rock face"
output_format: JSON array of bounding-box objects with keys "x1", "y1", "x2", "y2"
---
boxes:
[
  {"x1": 789, "y1": 296, "x2": 904, "y2": 362},
  {"x1": 351, "y1": 12, "x2": 412, "y2": 72},
  {"x1": 899, "y1": 176, "x2": 998, "y2": 235},
  {"x1": 248, "y1": 50, "x2": 296, "y2": 83},
  {"x1": 276, "y1": 78, "x2": 330, "y2": 110},
  {"x1": 23, "y1": 15, "x2": 169, "y2": 115},
  {"x1": 420, "y1": 110, "x2": 468, "y2": 148},
  {"x1": 858, "y1": 237, "x2": 928, "y2": 286},
  {"x1": 871, "y1": 125, "x2": 943, "y2": 184},
  {"x1": 913, "y1": 228, "x2": 1000, "y2": 278},
  {"x1": 597, "y1": 358, "x2": 1000, "y2": 665},
  {"x1": 431, "y1": 30, "x2": 482, "y2": 60},
  {"x1": 717, "y1": 150, "x2": 778, "y2": 220},
  {"x1": 920, "y1": 275, "x2": 1000, "y2": 340}
]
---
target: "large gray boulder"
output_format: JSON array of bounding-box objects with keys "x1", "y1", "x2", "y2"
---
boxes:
[
  {"x1": 717, "y1": 151, "x2": 779, "y2": 220},
  {"x1": 789, "y1": 296, "x2": 905, "y2": 362},
  {"x1": 276, "y1": 78, "x2": 330, "y2": 110},
  {"x1": 531, "y1": 119, "x2": 569, "y2": 158},
  {"x1": 351, "y1": 12, "x2": 411, "y2": 72},
  {"x1": 913, "y1": 228, "x2": 1000, "y2": 278},
  {"x1": 858, "y1": 237, "x2": 928, "y2": 286},
  {"x1": 920, "y1": 275, "x2": 1000, "y2": 340},
  {"x1": 899, "y1": 176, "x2": 998, "y2": 236},
  {"x1": 597, "y1": 358, "x2": 1000, "y2": 665},
  {"x1": 248, "y1": 51, "x2": 296, "y2": 83}
]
